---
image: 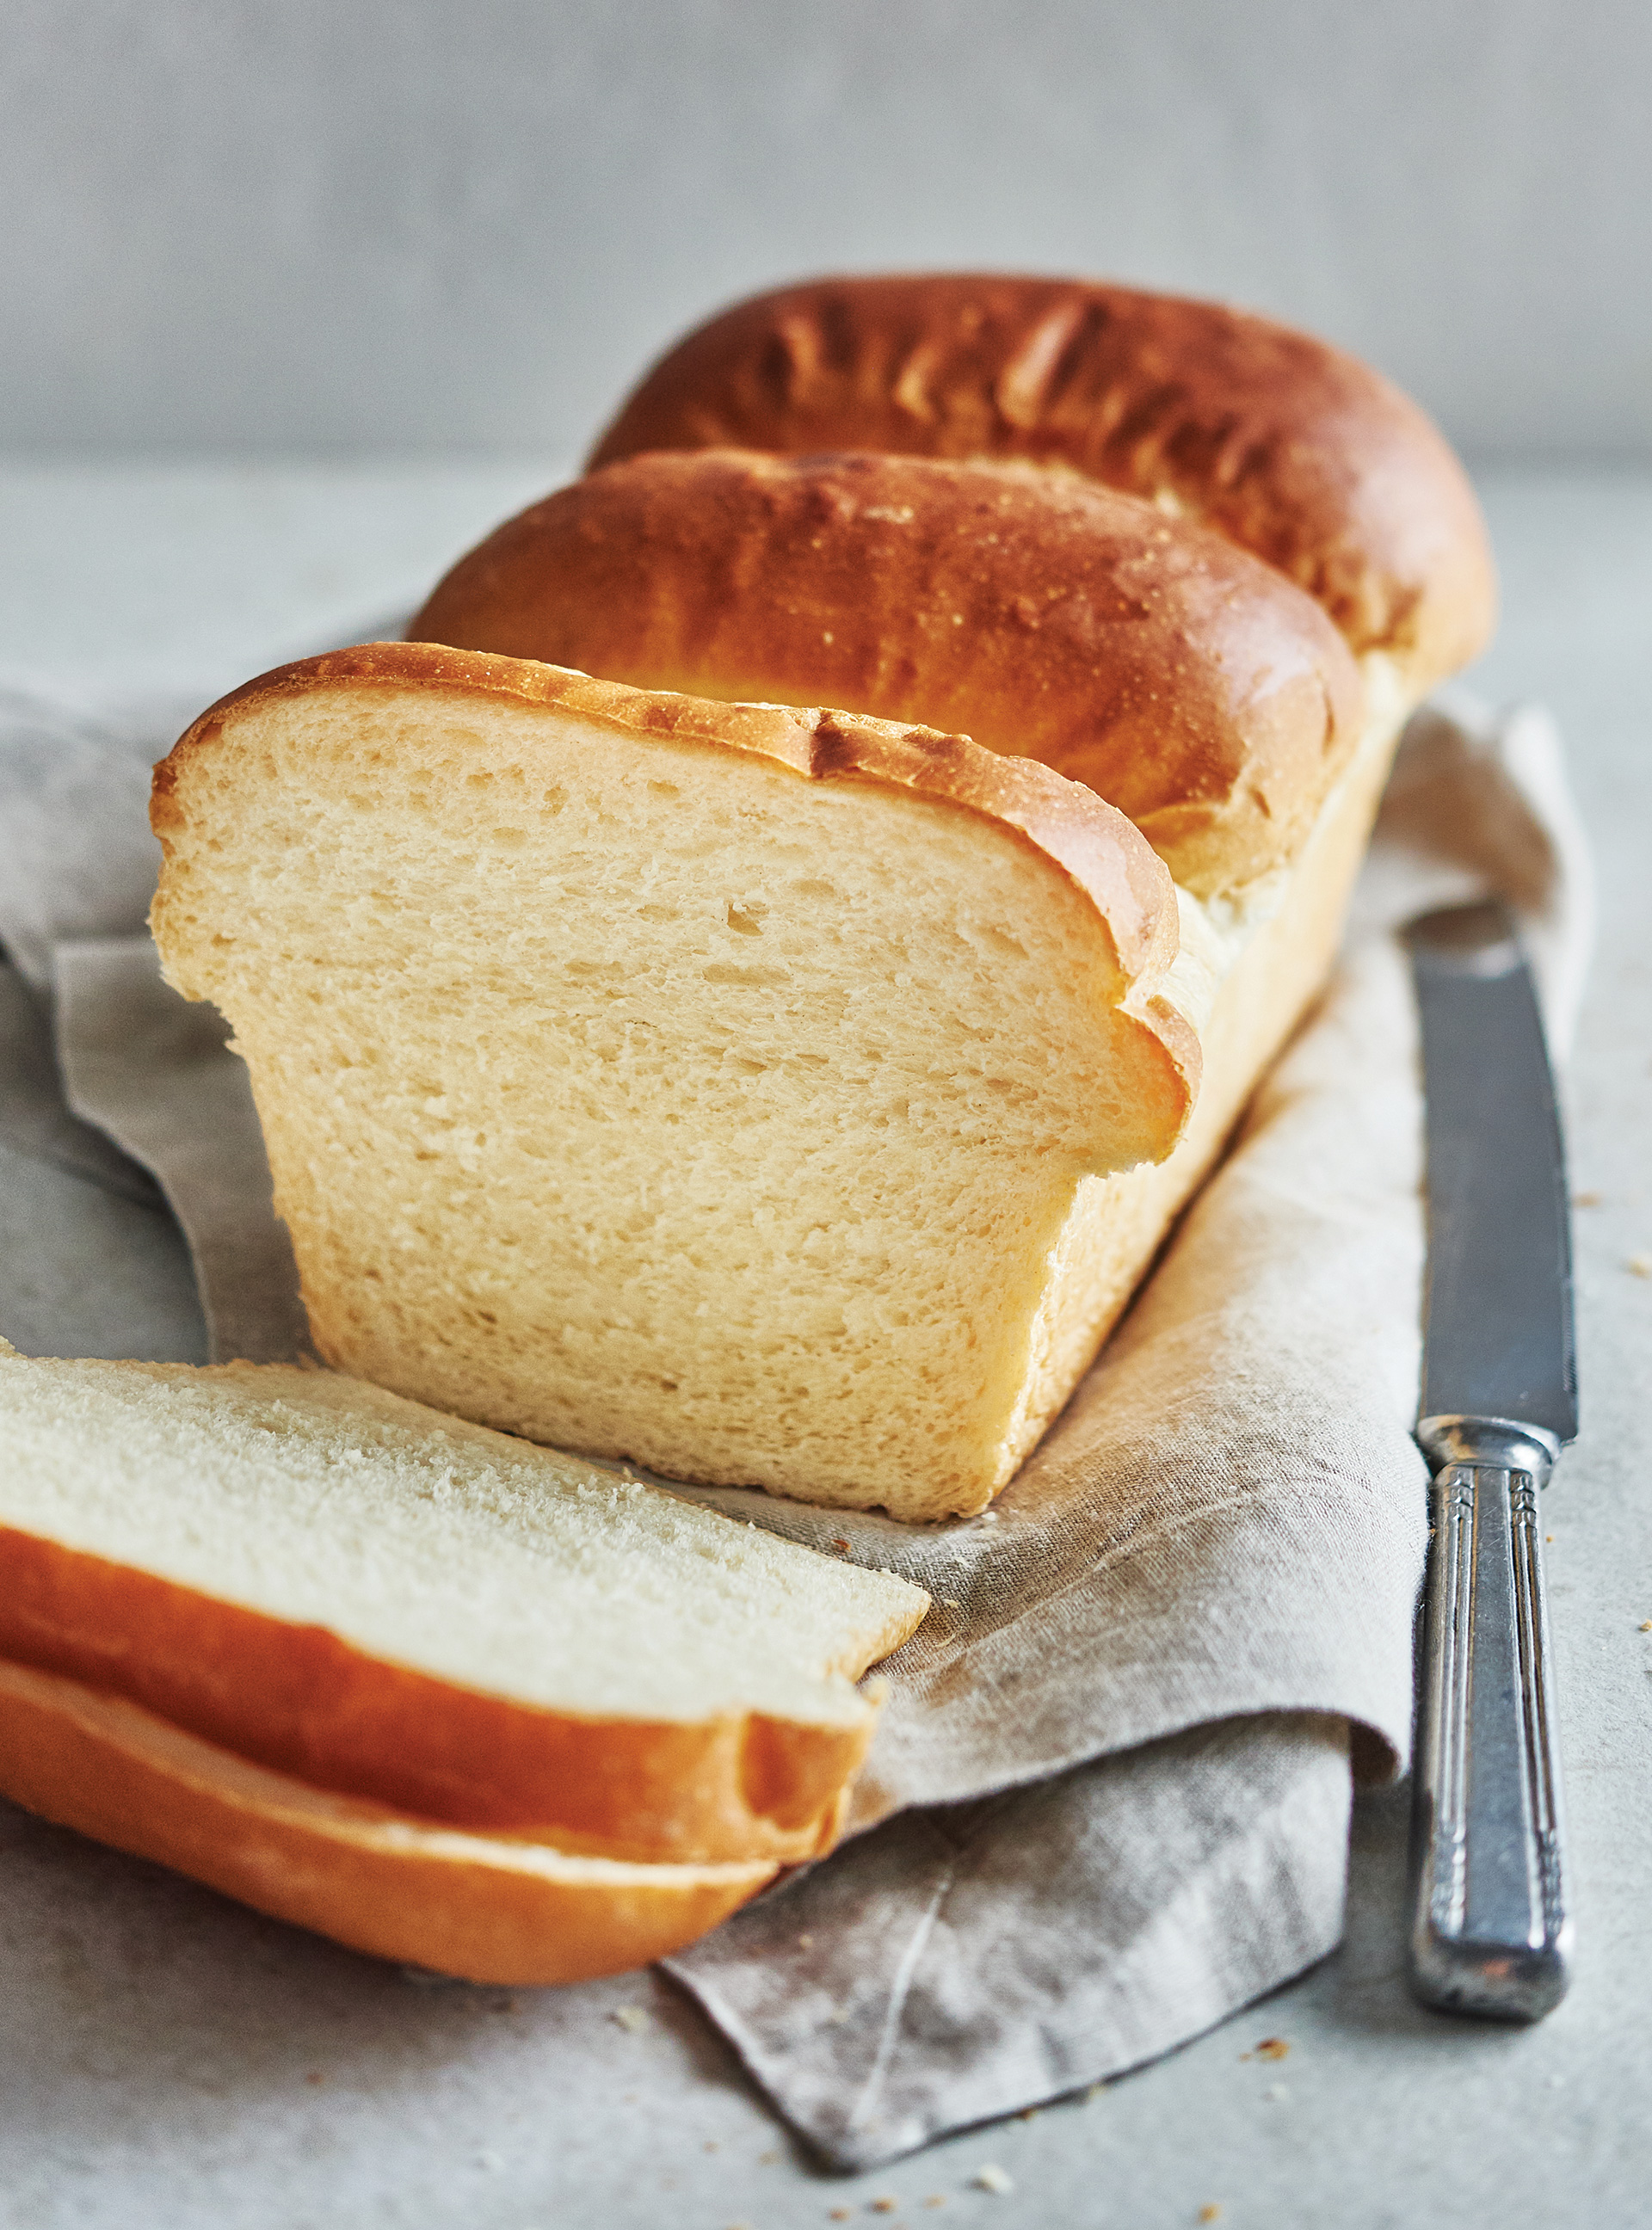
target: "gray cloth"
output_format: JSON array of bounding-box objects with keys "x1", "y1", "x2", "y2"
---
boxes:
[
  {"x1": 52, "y1": 939, "x2": 311, "y2": 1367},
  {"x1": 0, "y1": 677, "x2": 1592, "y2": 2169}
]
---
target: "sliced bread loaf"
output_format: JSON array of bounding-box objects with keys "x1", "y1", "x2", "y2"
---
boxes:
[
  {"x1": 149, "y1": 644, "x2": 1196, "y2": 1517},
  {"x1": 0, "y1": 1347, "x2": 928, "y2": 1862}
]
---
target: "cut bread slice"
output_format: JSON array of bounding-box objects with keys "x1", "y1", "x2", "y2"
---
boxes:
[
  {"x1": 0, "y1": 1657, "x2": 774, "y2": 1984},
  {"x1": 0, "y1": 1348, "x2": 928, "y2": 1863},
  {"x1": 149, "y1": 643, "x2": 1197, "y2": 1519}
]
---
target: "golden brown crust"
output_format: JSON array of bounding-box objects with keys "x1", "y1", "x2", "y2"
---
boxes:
[
  {"x1": 153, "y1": 640, "x2": 1198, "y2": 1117},
  {"x1": 0, "y1": 1520, "x2": 869, "y2": 1865},
  {"x1": 585, "y1": 274, "x2": 1496, "y2": 696},
  {"x1": 410, "y1": 449, "x2": 1365, "y2": 894},
  {"x1": 0, "y1": 1659, "x2": 773, "y2": 1984}
]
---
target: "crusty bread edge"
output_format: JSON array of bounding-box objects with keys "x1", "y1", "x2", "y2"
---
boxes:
[{"x1": 0, "y1": 1657, "x2": 774, "y2": 1985}]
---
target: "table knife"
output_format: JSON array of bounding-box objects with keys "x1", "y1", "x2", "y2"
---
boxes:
[{"x1": 1404, "y1": 898, "x2": 1577, "y2": 2022}]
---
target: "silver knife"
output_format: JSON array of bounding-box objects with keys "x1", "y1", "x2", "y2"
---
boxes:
[{"x1": 1404, "y1": 899, "x2": 1577, "y2": 2020}]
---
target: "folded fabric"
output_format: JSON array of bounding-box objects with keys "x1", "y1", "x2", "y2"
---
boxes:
[{"x1": 0, "y1": 677, "x2": 1591, "y2": 2165}]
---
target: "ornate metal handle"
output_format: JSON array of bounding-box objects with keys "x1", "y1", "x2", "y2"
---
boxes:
[{"x1": 1409, "y1": 1420, "x2": 1572, "y2": 2019}]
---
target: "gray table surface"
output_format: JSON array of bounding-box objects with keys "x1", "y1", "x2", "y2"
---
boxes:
[{"x1": 1, "y1": 460, "x2": 1649, "y2": 2229}]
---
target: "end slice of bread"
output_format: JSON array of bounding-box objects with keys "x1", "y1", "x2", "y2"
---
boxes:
[
  {"x1": 0, "y1": 1348, "x2": 928, "y2": 1862},
  {"x1": 149, "y1": 644, "x2": 1196, "y2": 1518},
  {"x1": 0, "y1": 1658, "x2": 775, "y2": 1984}
]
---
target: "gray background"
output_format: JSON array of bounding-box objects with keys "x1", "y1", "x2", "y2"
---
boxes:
[{"x1": 3, "y1": 0, "x2": 1649, "y2": 461}]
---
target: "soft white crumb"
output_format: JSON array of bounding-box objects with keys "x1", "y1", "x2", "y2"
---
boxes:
[
  {"x1": 611, "y1": 2005, "x2": 648, "y2": 2033},
  {"x1": 972, "y1": 2164, "x2": 1014, "y2": 2194}
]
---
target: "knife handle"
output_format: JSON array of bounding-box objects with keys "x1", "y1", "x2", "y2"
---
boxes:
[{"x1": 1409, "y1": 1440, "x2": 1572, "y2": 2020}]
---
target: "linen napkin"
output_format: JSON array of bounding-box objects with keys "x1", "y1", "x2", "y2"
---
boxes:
[{"x1": 0, "y1": 677, "x2": 1591, "y2": 2168}]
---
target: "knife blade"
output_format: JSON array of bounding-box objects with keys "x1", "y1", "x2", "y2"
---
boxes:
[{"x1": 1404, "y1": 898, "x2": 1576, "y2": 2021}]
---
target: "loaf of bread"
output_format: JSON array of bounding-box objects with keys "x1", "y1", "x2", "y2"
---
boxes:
[
  {"x1": 151, "y1": 277, "x2": 1495, "y2": 1525},
  {"x1": 150, "y1": 644, "x2": 1194, "y2": 1519},
  {"x1": 585, "y1": 271, "x2": 1496, "y2": 702},
  {"x1": 0, "y1": 1343, "x2": 928, "y2": 1977}
]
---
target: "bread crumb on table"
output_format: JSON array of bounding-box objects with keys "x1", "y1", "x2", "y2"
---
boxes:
[
  {"x1": 872, "y1": 2201, "x2": 899, "y2": 2215},
  {"x1": 1628, "y1": 1254, "x2": 1652, "y2": 1278},
  {"x1": 972, "y1": 2165, "x2": 1014, "y2": 2194},
  {"x1": 611, "y1": 2005, "x2": 648, "y2": 2032},
  {"x1": 1199, "y1": 2208, "x2": 1224, "y2": 2224},
  {"x1": 1254, "y1": 2036, "x2": 1290, "y2": 2061}
]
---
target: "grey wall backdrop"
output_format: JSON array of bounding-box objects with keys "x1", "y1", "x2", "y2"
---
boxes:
[{"x1": 4, "y1": 0, "x2": 1648, "y2": 459}]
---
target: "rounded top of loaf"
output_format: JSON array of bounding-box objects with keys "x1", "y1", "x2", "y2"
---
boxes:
[
  {"x1": 411, "y1": 449, "x2": 1366, "y2": 896},
  {"x1": 586, "y1": 272, "x2": 1497, "y2": 699}
]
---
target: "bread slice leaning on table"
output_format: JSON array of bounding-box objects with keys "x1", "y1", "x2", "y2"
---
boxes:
[
  {"x1": 0, "y1": 1344, "x2": 928, "y2": 1981},
  {"x1": 149, "y1": 650, "x2": 1195, "y2": 1520}
]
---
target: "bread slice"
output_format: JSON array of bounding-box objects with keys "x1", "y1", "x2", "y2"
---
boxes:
[
  {"x1": 149, "y1": 644, "x2": 1197, "y2": 1518},
  {"x1": 0, "y1": 1658, "x2": 775, "y2": 1984},
  {"x1": 0, "y1": 1347, "x2": 928, "y2": 1862}
]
